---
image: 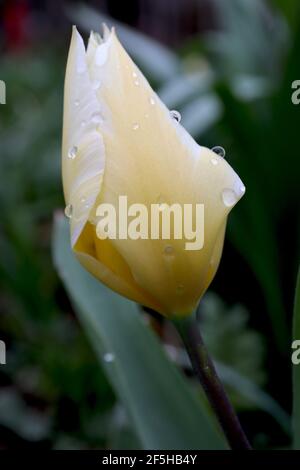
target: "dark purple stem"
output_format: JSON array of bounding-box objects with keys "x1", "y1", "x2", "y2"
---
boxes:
[{"x1": 173, "y1": 315, "x2": 251, "y2": 450}]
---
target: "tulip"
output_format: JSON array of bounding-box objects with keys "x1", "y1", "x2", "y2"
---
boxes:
[{"x1": 62, "y1": 26, "x2": 245, "y2": 318}]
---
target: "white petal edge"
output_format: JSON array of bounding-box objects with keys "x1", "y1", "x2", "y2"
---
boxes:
[{"x1": 62, "y1": 26, "x2": 106, "y2": 247}]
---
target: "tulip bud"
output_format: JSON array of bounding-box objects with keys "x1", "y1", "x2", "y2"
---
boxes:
[{"x1": 62, "y1": 26, "x2": 245, "y2": 317}]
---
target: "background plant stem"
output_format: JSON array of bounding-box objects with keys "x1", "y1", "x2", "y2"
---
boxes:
[{"x1": 173, "y1": 314, "x2": 252, "y2": 450}]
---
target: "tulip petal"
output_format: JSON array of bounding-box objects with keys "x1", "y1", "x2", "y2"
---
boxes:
[
  {"x1": 63, "y1": 27, "x2": 245, "y2": 316},
  {"x1": 83, "y1": 30, "x2": 245, "y2": 315},
  {"x1": 62, "y1": 26, "x2": 105, "y2": 247},
  {"x1": 63, "y1": 28, "x2": 165, "y2": 311},
  {"x1": 74, "y1": 222, "x2": 163, "y2": 312}
]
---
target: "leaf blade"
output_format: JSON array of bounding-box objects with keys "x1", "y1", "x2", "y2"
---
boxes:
[
  {"x1": 52, "y1": 214, "x2": 226, "y2": 450},
  {"x1": 293, "y1": 266, "x2": 300, "y2": 449}
]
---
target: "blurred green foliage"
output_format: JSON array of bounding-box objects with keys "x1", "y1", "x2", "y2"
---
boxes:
[
  {"x1": 0, "y1": 0, "x2": 299, "y2": 449},
  {"x1": 0, "y1": 49, "x2": 119, "y2": 448},
  {"x1": 53, "y1": 217, "x2": 226, "y2": 450},
  {"x1": 293, "y1": 266, "x2": 300, "y2": 448}
]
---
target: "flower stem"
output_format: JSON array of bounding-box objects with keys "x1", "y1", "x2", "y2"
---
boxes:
[{"x1": 172, "y1": 314, "x2": 251, "y2": 450}]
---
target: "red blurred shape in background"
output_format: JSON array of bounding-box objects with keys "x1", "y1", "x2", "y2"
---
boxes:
[{"x1": 3, "y1": 0, "x2": 30, "y2": 51}]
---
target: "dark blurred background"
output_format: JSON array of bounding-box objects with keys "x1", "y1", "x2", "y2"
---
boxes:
[{"x1": 0, "y1": 0, "x2": 299, "y2": 449}]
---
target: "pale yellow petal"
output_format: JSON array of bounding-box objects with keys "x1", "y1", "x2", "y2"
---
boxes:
[
  {"x1": 82, "y1": 31, "x2": 245, "y2": 315},
  {"x1": 63, "y1": 27, "x2": 245, "y2": 316},
  {"x1": 74, "y1": 222, "x2": 163, "y2": 312},
  {"x1": 62, "y1": 26, "x2": 105, "y2": 246}
]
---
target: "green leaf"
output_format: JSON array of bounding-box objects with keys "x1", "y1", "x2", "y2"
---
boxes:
[
  {"x1": 52, "y1": 215, "x2": 226, "y2": 450},
  {"x1": 205, "y1": 0, "x2": 288, "y2": 78},
  {"x1": 293, "y1": 266, "x2": 300, "y2": 449},
  {"x1": 181, "y1": 94, "x2": 222, "y2": 137},
  {"x1": 216, "y1": 363, "x2": 290, "y2": 436},
  {"x1": 271, "y1": 0, "x2": 300, "y2": 31},
  {"x1": 213, "y1": 83, "x2": 289, "y2": 351},
  {"x1": 158, "y1": 70, "x2": 214, "y2": 109}
]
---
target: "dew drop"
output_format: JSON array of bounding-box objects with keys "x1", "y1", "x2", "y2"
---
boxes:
[
  {"x1": 222, "y1": 189, "x2": 238, "y2": 207},
  {"x1": 150, "y1": 97, "x2": 156, "y2": 106},
  {"x1": 170, "y1": 110, "x2": 181, "y2": 123},
  {"x1": 91, "y1": 112, "x2": 102, "y2": 125},
  {"x1": 155, "y1": 194, "x2": 164, "y2": 205},
  {"x1": 164, "y1": 245, "x2": 174, "y2": 257},
  {"x1": 176, "y1": 284, "x2": 185, "y2": 295},
  {"x1": 134, "y1": 80, "x2": 140, "y2": 86},
  {"x1": 210, "y1": 157, "x2": 219, "y2": 166},
  {"x1": 211, "y1": 146, "x2": 226, "y2": 158},
  {"x1": 239, "y1": 184, "x2": 246, "y2": 195},
  {"x1": 158, "y1": 202, "x2": 167, "y2": 212},
  {"x1": 68, "y1": 146, "x2": 78, "y2": 160},
  {"x1": 64, "y1": 204, "x2": 73, "y2": 219},
  {"x1": 132, "y1": 123, "x2": 140, "y2": 131},
  {"x1": 132, "y1": 71, "x2": 138, "y2": 78},
  {"x1": 103, "y1": 352, "x2": 115, "y2": 363},
  {"x1": 92, "y1": 79, "x2": 101, "y2": 90}
]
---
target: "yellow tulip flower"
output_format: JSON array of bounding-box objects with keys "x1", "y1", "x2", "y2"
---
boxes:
[{"x1": 62, "y1": 26, "x2": 245, "y2": 317}]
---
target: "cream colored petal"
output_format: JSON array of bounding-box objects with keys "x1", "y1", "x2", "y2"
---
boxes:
[
  {"x1": 63, "y1": 28, "x2": 163, "y2": 308},
  {"x1": 74, "y1": 222, "x2": 163, "y2": 312},
  {"x1": 86, "y1": 32, "x2": 100, "y2": 66},
  {"x1": 62, "y1": 26, "x2": 105, "y2": 247},
  {"x1": 83, "y1": 30, "x2": 245, "y2": 316}
]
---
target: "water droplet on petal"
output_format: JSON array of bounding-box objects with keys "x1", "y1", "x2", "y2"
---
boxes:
[
  {"x1": 176, "y1": 284, "x2": 185, "y2": 295},
  {"x1": 239, "y1": 184, "x2": 246, "y2": 195},
  {"x1": 170, "y1": 110, "x2": 181, "y2": 123},
  {"x1": 132, "y1": 123, "x2": 139, "y2": 131},
  {"x1": 68, "y1": 146, "x2": 78, "y2": 160},
  {"x1": 92, "y1": 79, "x2": 101, "y2": 90},
  {"x1": 64, "y1": 204, "x2": 73, "y2": 218},
  {"x1": 132, "y1": 71, "x2": 138, "y2": 78},
  {"x1": 210, "y1": 157, "x2": 219, "y2": 166},
  {"x1": 222, "y1": 189, "x2": 238, "y2": 207},
  {"x1": 134, "y1": 80, "x2": 140, "y2": 86},
  {"x1": 91, "y1": 112, "x2": 102, "y2": 125},
  {"x1": 164, "y1": 245, "x2": 174, "y2": 257},
  {"x1": 211, "y1": 146, "x2": 226, "y2": 158},
  {"x1": 103, "y1": 352, "x2": 115, "y2": 363},
  {"x1": 150, "y1": 97, "x2": 156, "y2": 106},
  {"x1": 155, "y1": 194, "x2": 164, "y2": 205}
]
